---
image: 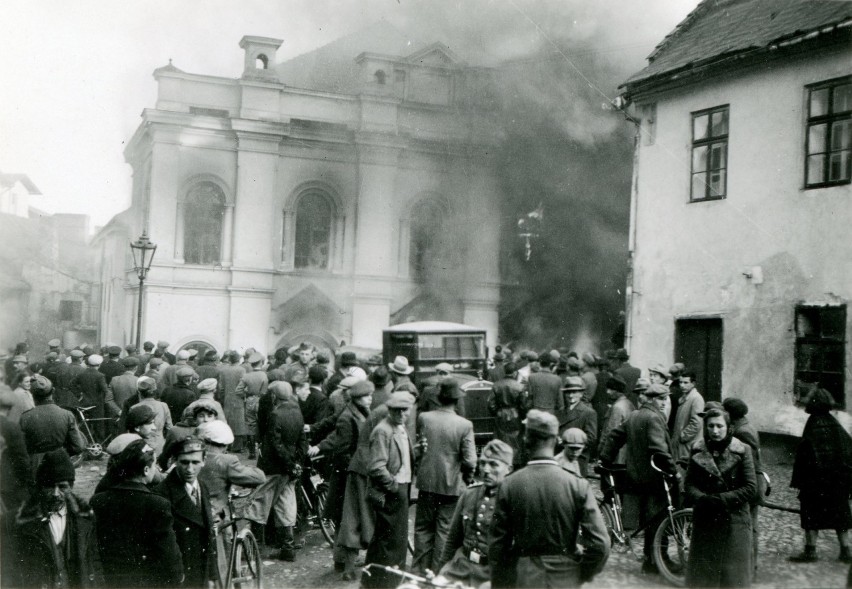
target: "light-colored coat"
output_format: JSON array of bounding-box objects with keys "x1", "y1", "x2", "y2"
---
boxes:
[
  {"x1": 672, "y1": 389, "x2": 705, "y2": 463},
  {"x1": 131, "y1": 397, "x2": 172, "y2": 456},
  {"x1": 415, "y1": 407, "x2": 477, "y2": 496},
  {"x1": 599, "y1": 395, "x2": 635, "y2": 464},
  {"x1": 368, "y1": 417, "x2": 414, "y2": 494}
]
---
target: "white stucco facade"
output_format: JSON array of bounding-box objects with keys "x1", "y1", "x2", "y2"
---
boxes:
[
  {"x1": 624, "y1": 40, "x2": 851, "y2": 434},
  {"x1": 95, "y1": 35, "x2": 503, "y2": 355}
]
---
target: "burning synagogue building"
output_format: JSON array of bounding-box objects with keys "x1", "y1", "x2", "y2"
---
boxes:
[
  {"x1": 94, "y1": 24, "x2": 505, "y2": 352},
  {"x1": 619, "y1": 0, "x2": 852, "y2": 434}
]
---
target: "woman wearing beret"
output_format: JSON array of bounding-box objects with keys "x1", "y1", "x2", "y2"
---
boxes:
[{"x1": 685, "y1": 407, "x2": 756, "y2": 587}]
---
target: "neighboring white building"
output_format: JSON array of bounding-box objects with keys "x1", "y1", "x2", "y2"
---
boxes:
[
  {"x1": 0, "y1": 173, "x2": 41, "y2": 218},
  {"x1": 620, "y1": 0, "x2": 851, "y2": 434},
  {"x1": 94, "y1": 25, "x2": 504, "y2": 355}
]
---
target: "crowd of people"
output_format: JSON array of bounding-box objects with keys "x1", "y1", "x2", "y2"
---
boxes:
[{"x1": 0, "y1": 338, "x2": 850, "y2": 589}]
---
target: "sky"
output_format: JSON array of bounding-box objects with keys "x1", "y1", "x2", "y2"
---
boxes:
[{"x1": 0, "y1": 0, "x2": 695, "y2": 229}]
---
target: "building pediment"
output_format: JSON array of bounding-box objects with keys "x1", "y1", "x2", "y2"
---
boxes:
[{"x1": 405, "y1": 43, "x2": 463, "y2": 69}]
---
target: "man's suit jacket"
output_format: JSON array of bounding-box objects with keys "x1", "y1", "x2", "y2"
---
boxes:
[
  {"x1": 527, "y1": 372, "x2": 564, "y2": 414},
  {"x1": 109, "y1": 372, "x2": 139, "y2": 409},
  {"x1": 672, "y1": 389, "x2": 705, "y2": 463},
  {"x1": 156, "y1": 470, "x2": 218, "y2": 588},
  {"x1": 368, "y1": 417, "x2": 415, "y2": 494},
  {"x1": 415, "y1": 407, "x2": 477, "y2": 496}
]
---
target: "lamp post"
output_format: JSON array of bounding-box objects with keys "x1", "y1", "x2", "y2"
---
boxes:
[{"x1": 130, "y1": 231, "x2": 157, "y2": 351}]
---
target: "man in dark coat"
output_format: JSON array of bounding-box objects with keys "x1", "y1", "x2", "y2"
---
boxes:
[
  {"x1": 156, "y1": 437, "x2": 219, "y2": 588},
  {"x1": 526, "y1": 355, "x2": 563, "y2": 417},
  {"x1": 300, "y1": 366, "x2": 330, "y2": 432},
  {"x1": 91, "y1": 439, "x2": 184, "y2": 587},
  {"x1": 559, "y1": 376, "x2": 598, "y2": 476},
  {"x1": 99, "y1": 346, "x2": 125, "y2": 386},
  {"x1": 0, "y1": 385, "x2": 32, "y2": 586},
  {"x1": 56, "y1": 350, "x2": 86, "y2": 410},
  {"x1": 14, "y1": 449, "x2": 102, "y2": 588},
  {"x1": 20, "y1": 375, "x2": 86, "y2": 462},
  {"x1": 244, "y1": 381, "x2": 306, "y2": 561},
  {"x1": 162, "y1": 366, "x2": 198, "y2": 424},
  {"x1": 195, "y1": 350, "x2": 220, "y2": 382},
  {"x1": 613, "y1": 349, "x2": 641, "y2": 407},
  {"x1": 490, "y1": 410, "x2": 609, "y2": 588},
  {"x1": 412, "y1": 379, "x2": 477, "y2": 575},
  {"x1": 71, "y1": 354, "x2": 116, "y2": 441},
  {"x1": 600, "y1": 383, "x2": 676, "y2": 574},
  {"x1": 487, "y1": 363, "x2": 526, "y2": 468}
]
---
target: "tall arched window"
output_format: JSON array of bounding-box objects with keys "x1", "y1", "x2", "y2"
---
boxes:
[
  {"x1": 184, "y1": 181, "x2": 225, "y2": 265},
  {"x1": 294, "y1": 191, "x2": 332, "y2": 269},
  {"x1": 409, "y1": 200, "x2": 445, "y2": 282}
]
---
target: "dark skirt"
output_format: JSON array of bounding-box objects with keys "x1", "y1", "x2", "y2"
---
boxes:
[{"x1": 799, "y1": 487, "x2": 852, "y2": 530}]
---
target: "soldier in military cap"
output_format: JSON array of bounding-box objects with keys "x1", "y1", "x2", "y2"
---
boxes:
[
  {"x1": 490, "y1": 409, "x2": 609, "y2": 587},
  {"x1": 559, "y1": 376, "x2": 597, "y2": 476},
  {"x1": 435, "y1": 439, "x2": 514, "y2": 587},
  {"x1": 70, "y1": 354, "x2": 115, "y2": 441},
  {"x1": 156, "y1": 436, "x2": 219, "y2": 588},
  {"x1": 99, "y1": 345, "x2": 125, "y2": 386}
]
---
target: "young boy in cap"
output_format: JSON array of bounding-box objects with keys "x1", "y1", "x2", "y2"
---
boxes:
[
  {"x1": 435, "y1": 439, "x2": 514, "y2": 587},
  {"x1": 14, "y1": 449, "x2": 102, "y2": 588},
  {"x1": 186, "y1": 378, "x2": 226, "y2": 421},
  {"x1": 156, "y1": 437, "x2": 218, "y2": 588},
  {"x1": 557, "y1": 427, "x2": 588, "y2": 476}
]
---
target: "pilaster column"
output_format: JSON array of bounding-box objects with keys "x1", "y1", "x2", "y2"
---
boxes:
[
  {"x1": 173, "y1": 202, "x2": 185, "y2": 263},
  {"x1": 222, "y1": 204, "x2": 234, "y2": 266}
]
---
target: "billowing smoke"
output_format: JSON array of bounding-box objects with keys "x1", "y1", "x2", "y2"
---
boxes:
[{"x1": 384, "y1": 0, "x2": 686, "y2": 351}]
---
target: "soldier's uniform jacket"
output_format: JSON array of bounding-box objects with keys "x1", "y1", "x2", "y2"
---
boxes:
[
  {"x1": 436, "y1": 482, "x2": 496, "y2": 585},
  {"x1": 489, "y1": 456, "x2": 610, "y2": 588}
]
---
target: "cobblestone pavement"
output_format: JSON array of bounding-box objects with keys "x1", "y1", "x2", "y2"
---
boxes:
[{"x1": 75, "y1": 453, "x2": 850, "y2": 588}]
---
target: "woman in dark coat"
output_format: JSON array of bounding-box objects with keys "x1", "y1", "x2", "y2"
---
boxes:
[
  {"x1": 685, "y1": 407, "x2": 756, "y2": 587},
  {"x1": 789, "y1": 388, "x2": 852, "y2": 563}
]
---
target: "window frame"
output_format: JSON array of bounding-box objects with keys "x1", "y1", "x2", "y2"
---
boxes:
[
  {"x1": 183, "y1": 181, "x2": 226, "y2": 266},
  {"x1": 689, "y1": 104, "x2": 730, "y2": 203},
  {"x1": 804, "y1": 75, "x2": 852, "y2": 189},
  {"x1": 794, "y1": 304, "x2": 847, "y2": 408},
  {"x1": 293, "y1": 190, "x2": 333, "y2": 271}
]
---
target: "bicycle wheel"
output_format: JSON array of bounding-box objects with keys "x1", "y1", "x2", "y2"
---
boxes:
[
  {"x1": 599, "y1": 501, "x2": 631, "y2": 554},
  {"x1": 229, "y1": 530, "x2": 263, "y2": 589},
  {"x1": 316, "y1": 482, "x2": 336, "y2": 547},
  {"x1": 653, "y1": 508, "x2": 692, "y2": 587}
]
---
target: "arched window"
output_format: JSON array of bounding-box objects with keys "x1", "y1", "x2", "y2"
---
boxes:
[
  {"x1": 184, "y1": 181, "x2": 225, "y2": 265},
  {"x1": 294, "y1": 191, "x2": 332, "y2": 270},
  {"x1": 409, "y1": 200, "x2": 445, "y2": 282},
  {"x1": 256, "y1": 54, "x2": 268, "y2": 70},
  {"x1": 374, "y1": 69, "x2": 387, "y2": 85}
]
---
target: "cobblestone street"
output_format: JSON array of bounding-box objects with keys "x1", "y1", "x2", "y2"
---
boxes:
[{"x1": 74, "y1": 445, "x2": 850, "y2": 589}]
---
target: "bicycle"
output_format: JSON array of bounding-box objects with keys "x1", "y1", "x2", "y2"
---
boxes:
[
  {"x1": 70, "y1": 405, "x2": 116, "y2": 467},
  {"x1": 296, "y1": 456, "x2": 335, "y2": 546},
  {"x1": 220, "y1": 489, "x2": 263, "y2": 589},
  {"x1": 595, "y1": 456, "x2": 693, "y2": 587},
  {"x1": 362, "y1": 563, "x2": 472, "y2": 589}
]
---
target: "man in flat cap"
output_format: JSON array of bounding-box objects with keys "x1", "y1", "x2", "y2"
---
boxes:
[
  {"x1": 598, "y1": 375, "x2": 635, "y2": 468},
  {"x1": 20, "y1": 375, "x2": 86, "y2": 465},
  {"x1": 236, "y1": 351, "x2": 268, "y2": 459},
  {"x1": 128, "y1": 376, "x2": 173, "y2": 457},
  {"x1": 435, "y1": 439, "x2": 514, "y2": 587},
  {"x1": 162, "y1": 349, "x2": 192, "y2": 390},
  {"x1": 135, "y1": 341, "x2": 155, "y2": 376},
  {"x1": 412, "y1": 379, "x2": 477, "y2": 576},
  {"x1": 56, "y1": 350, "x2": 86, "y2": 410},
  {"x1": 527, "y1": 352, "x2": 563, "y2": 417},
  {"x1": 490, "y1": 409, "x2": 609, "y2": 587},
  {"x1": 557, "y1": 428, "x2": 588, "y2": 476},
  {"x1": 14, "y1": 449, "x2": 102, "y2": 588},
  {"x1": 217, "y1": 351, "x2": 247, "y2": 452},
  {"x1": 666, "y1": 363, "x2": 685, "y2": 433},
  {"x1": 559, "y1": 376, "x2": 597, "y2": 476},
  {"x1": 70, "y1": 354, "x2": 115, "y2": 442},
  {"x1": 186, "y1": 378, "x2": 225, "y2": 422},
  {"x1": 363, "y1": 391, "x2": 416, "y2": 588},
  {"x1": 156, "y1": 437, "x2": 218, "y2": 588},
  {"x1": 600, "y1": 383, "x2": 676, "y2": 575},
  {"x1": 671, "y1": 369, "x2": 705, "y2": 473},
  {"x1": 4, "y1": 343, "x2": 28, "y2": 386},
  {"x1": 195, "y1": 350, "x2": 220, "y2": 382},
  {"x1": 162, "y1": 365, "x2": 198, "y2": 425}
]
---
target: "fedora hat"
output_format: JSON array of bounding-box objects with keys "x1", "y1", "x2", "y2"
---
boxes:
[{"x1": 388, "y1": 355, "x2": 414, "y2": 375}]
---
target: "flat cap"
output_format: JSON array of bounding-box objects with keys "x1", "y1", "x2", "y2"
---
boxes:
[
  {"x1": 649, "y1": 363, "x2": 670, "y2": 378},
  {"x1": 157, "y1": 340, "x2": 170, "y2": 348},
  {"x1": 106, "y1": 433, "x2": 142, "y2": 455},
  {"x1": 561, "y1": 427, "x2": 588, "y2": 447},
  {"x1": 566, "y1": 357, "x2": 583, "y2": 371},
  {"x1": 669, "y1": 362, "x2": 685, "y2": 375},
  {"x1": 633, "y1": 377, "x2": 651, "y2": 392},
  {"x1": 386, "y1": 391, "x2": 415, "y2": 409},
  {"x1": 107, "y1": 345, "x2": 121, "y2": 356},
  {"x1": 45, "y1": 351, "x2": 58, "y2": 360},
  {"x1": 190, "y1": 399, "x2": 219, "y2": 417},
  {"x1": 523, "y1": 351, "x2": 539, "y2": 362},
  {"x1": 87, "y1": 354, "x2": 104, "y2": 366},
  {"x1": 204, "y1": 350, "x2": 218, "y2": 360},
  {"x1": 177, "y1": 350, "x2": 191, "y2": 361},
  {"x1": 644, "y1": 383, "x2": 670, "y2": 398},
  {"x1": 127, "y1": 404, "x2": 157, "y2": 429},
  {"x1": 606, "y1": 375, "x2": 627, "y2": 393},
  {"x1": 31, "y1": 374, "x2": 53, "y2": 398},
  {"x1": 47, "y1": 339, "x2": 61, "y2": 347},
  {"x1": 248, "y1": 352, "x2": 264, "y2": 365},
  {"x1": 581, "y1": 352, "x2": 596, "y2": 366},
  {"x1": 173, "y1": 436, "x2": 206, "y2": 456},
  {"x1": 70, "y1": 349, "x2": 84, "y2": 359},
  {"x1": 176, "y1": 366, "x2": 195, "y2": 378},
  {"x1": 434, "y1": 362, "x2": 454, "y2": 374},
  {"x1": 122, "y1": 356, "x2": 140, "y2": 368},
  {"x1": 481, "y1": 439, "x2": 514, "y2": 465},
  {"x1": 125, "y1": 345, "x2": 137, "y2": 354},
  {"x1": 523, "y1": 409, "x2": 558, "y2": 437},
  {"x1": 269, "y1": 380, "x2": 294, "y2": 400},
  {"x1": 722, "y1": 398, "x2": 749, "y2": 419},
  {"x1": 348, "y1": 380, "x2": 375, "y2": 399},
  {"x1": 339, "y1": 376, "x2": 360, "y2": 390},
  {"x1": 561, "y1": 376, "x2": 586, "y2": 391},
  {"x1": 616, "y1": 348, "x2": 630, "y2": 360},
  {"x1": 136, "y1": 376, "x2": 157, "y2": 393},
  {"x1": 197, "y1": 420, "x2": 234, "y2": 446},
  {"x1": 197, "y1": 378, "x2": 217, "y2": 393},
  {"x1": 148, "y1": 357, "x2": 163, "y2": 367}
]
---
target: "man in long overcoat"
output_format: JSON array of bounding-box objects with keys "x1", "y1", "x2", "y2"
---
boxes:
[
  {"x1": 156, "y1": 437, "x2": 219, "y2": 588},
  {"x1": 488, "y1": 362, "x2": 526, "y2": 468},
  {"x1": 71, "y1": 354, "x2": 116, "y2": 441},
  {"x1": 235, "y1": 352, "x2": 267, "y2": 458},
  {"x1": 217, "y1": 351, "x2": 247, "y2": 450}
]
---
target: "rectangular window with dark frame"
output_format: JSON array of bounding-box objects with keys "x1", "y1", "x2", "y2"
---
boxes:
[
  {"x1": 690, "y1": 105, "x2": 729, "y2": 201},
  {"x1": 795, "y1": 305, "x2": 847, "y2": 408},
  {"x1": 805, "y1": 76, "x2": 852, "y2": 188},
  {"x1": 59, "y1": 300, "x2": 83, "y2": 323}
]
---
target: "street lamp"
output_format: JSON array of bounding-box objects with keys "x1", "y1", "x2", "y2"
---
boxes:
[{"x1": 130, "y1": 231, "x2": 157, "y2": 351}]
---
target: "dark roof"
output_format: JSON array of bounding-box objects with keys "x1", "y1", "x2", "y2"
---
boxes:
[
  {"x1": 274, "y1": 21, "x2": 430, "y2": 94},
  {"x1": 623, "y1": 0, "x2": 852, "y2": 91}
]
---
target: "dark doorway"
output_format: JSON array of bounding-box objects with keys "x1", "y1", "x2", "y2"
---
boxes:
[{"x1": 675, "y1": 318, "x2": 723, "y2": 402}]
